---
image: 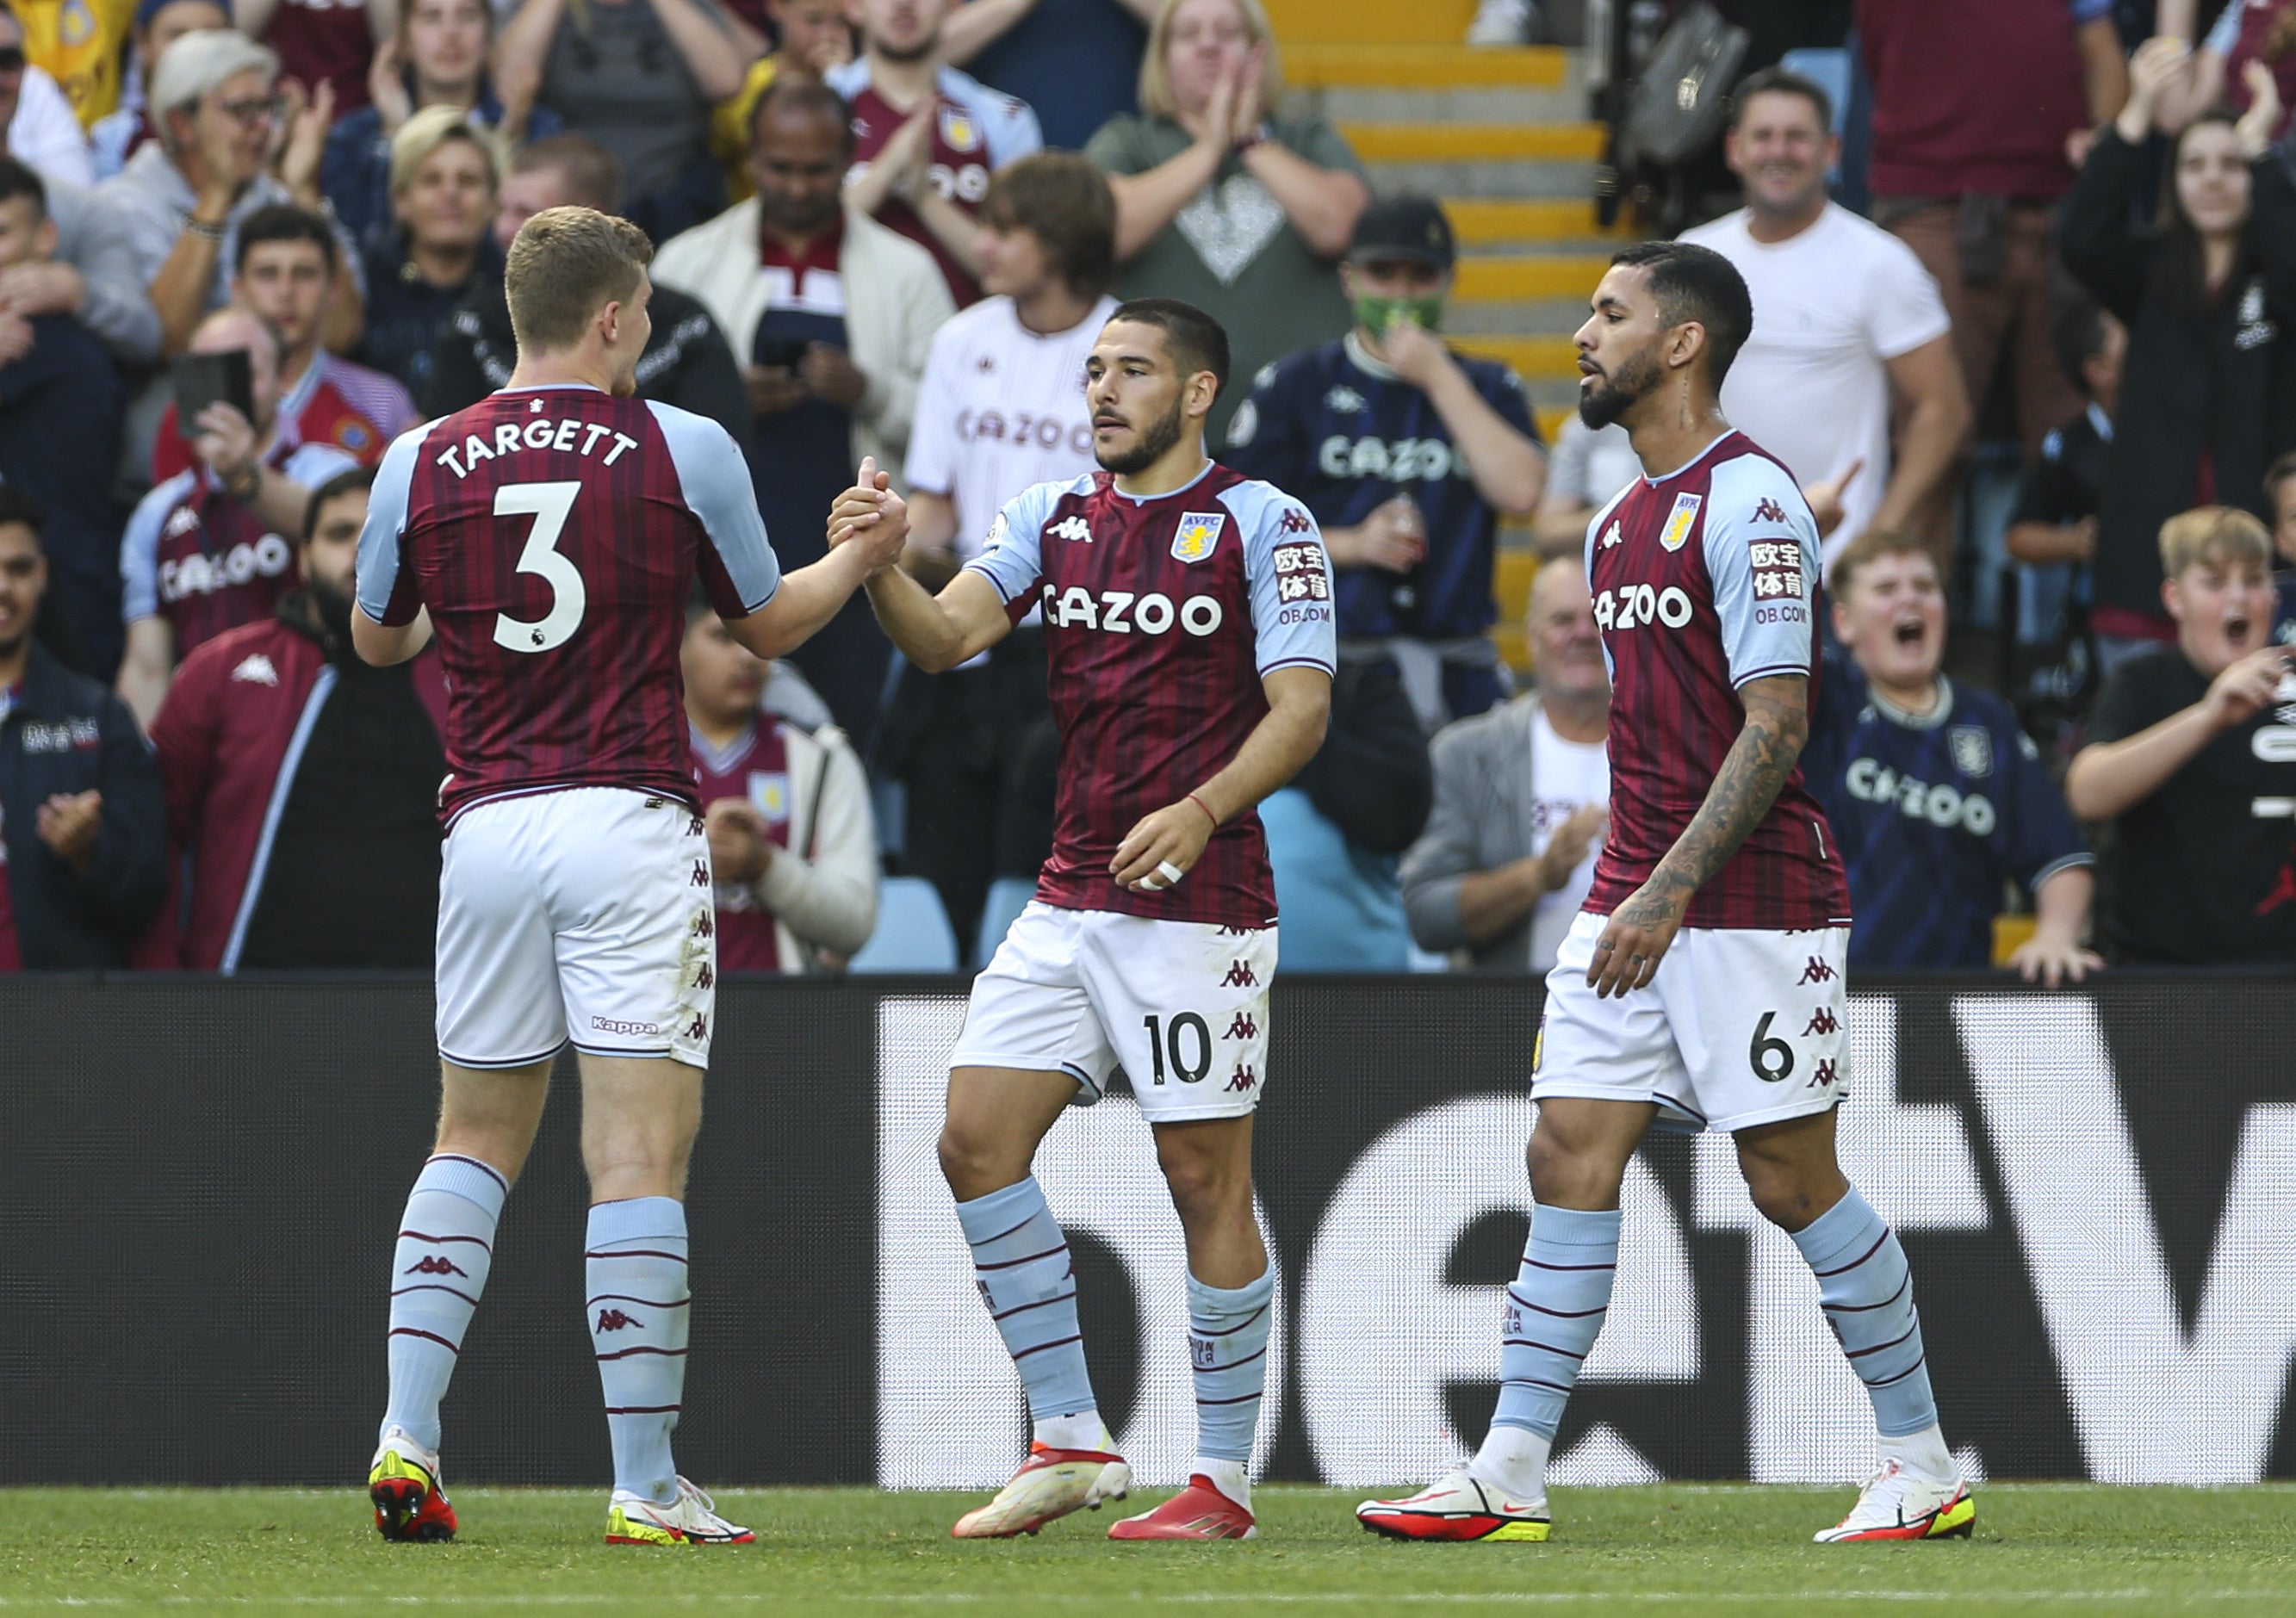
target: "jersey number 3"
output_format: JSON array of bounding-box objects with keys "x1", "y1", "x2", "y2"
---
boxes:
[{"x1": 492, "y1": 480, "x2": 586, "y2": 654}]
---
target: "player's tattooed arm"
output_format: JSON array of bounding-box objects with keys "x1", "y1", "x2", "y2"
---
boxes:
[{"x1": 1587, "y1": 673, "x2": 1808, "y2": 997}]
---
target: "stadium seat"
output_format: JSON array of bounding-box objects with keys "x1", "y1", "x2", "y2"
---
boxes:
[
  {"x1": 976, "y1": 876, "x2": 1036, "y2": 967},
  {"x1": 848, "y1": 877, "x2": 961, "y2": 974}
]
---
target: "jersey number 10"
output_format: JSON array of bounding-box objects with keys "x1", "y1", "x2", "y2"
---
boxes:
[{"x1": 492, "y1": 480, "x2": 586, "y2": 654}]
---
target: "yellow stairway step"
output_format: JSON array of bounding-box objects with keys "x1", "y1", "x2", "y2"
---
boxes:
[
  {"x1": 1492, "y1": 623, "x2": 1531, "y2": 671},
  {"x1": 1453, "y1": 334, "x2": 1581, "y2": 381},
  {"x1": 1536, "y1": 405, "x2": 1573, "y2": 442},
  {"x1": 1286, "y1": 43, "x2": 1568, "y2": 89},
  {"x1": 1453, "y1": 255, "x2": 1611, "y2": 301},
  {"x1": 1494, "y1": 549, "x2": 1541, "y2": 620},
  {"x1": 1266, "y1": 0, "x2": 1477, "y2": 46},
  {"x1": 1343, "y1": 121, "x2": 1606, "y2": 163},
  {"x1": 1446, "y1": 198, "x2": 1630, "y2": 245}
]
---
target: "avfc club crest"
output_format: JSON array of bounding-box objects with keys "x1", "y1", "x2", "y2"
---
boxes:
[
  {"x1": 1660, "y1": 492, "x2": 1703, "y2": 552},
  {"x1": 1172, "y1": 511, "x2": 1226, "y2": 563},
  {"x1": 747, "y1": 772, "x2": 791, "y2": 825},
  {"x1": 1949, "y1": 725, "x2": 1994, "y2": 778},
  {"x1": 939, "y1": 103, "x2": 982, "y2": 153}
]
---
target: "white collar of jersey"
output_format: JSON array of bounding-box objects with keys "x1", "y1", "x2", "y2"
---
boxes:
[
  {"x1": 277, "y1": 352, "x2": 324, "y2": 424},
  {"x1": 493, "y1": 382, "x2": 607, "y2": 396},
  {"x1": 1113, "y1": 457, "x2": 1216, "y2": 505},
  {"x1": 1867, "y1": 673, "x2": 1954, "y2": 730},
  {"x1": 1343, "y1": 331, "x2": 1402, "y2": 383},
  {"x1": 1640, "y1": 430, "x2": 1736, "y2": 486},
  {"x1": 2087, "y1": 400, "x2": 2113, "y2": 443}
]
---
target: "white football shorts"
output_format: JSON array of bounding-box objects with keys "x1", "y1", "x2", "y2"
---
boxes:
[
  {"x1": 950, "y1": 901, "x2": 1275, "y2": 1122},
  {"x1": 435, "y1": 786, "x2": 717, "y2": 1071},
  {"x1": 1531, "y1": 909, "x2": 1851, "y2": 1134}
]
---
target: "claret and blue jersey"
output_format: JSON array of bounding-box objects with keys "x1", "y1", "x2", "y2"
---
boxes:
[
  {"x1": 1223, "y1": 334, "x2": 1540, "y2": 639},
  {"x1": 1803, "y1": 664, "x2": 2092, "y2": 969}
]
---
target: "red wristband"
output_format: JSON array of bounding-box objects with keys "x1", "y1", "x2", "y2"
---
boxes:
[{"x1": 1186, "y1": 791, "x2": 1219, "y2": 830}]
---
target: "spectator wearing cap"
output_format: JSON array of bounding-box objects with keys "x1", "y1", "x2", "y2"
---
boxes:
[
  {"x1": 145, "y1": 465, "x2": 449, "y2": 971},
  {"x1": 1400, "y1": 552, "x2": 1609, "y2": 976},
  {"x1": 2066, "y1": 505, "x2": 2296, "y2": 964},
  {"x1": 151, "y1": 203, "x2": 416, "y2": 483},
  {"x1": 0, "y1": 0, "x2": 97, "y2": 188},
  {"x1": 321, "y1": 0, "x2": 564, "y2": 263},
  {"x1": 115, "y1": 303, "x2": 357, "y2": 729},
  {"x1": 1085, "y1": 0, "x2": 1367, "y2": 445},
  {"x1": 1679, "y1": 66, "x2": 1970, "y2": 573},
  {"x1": 0, "y1": 487, "x2": 169, "y2": 970},
  {"x1": 419, "y1": 133, "x2": 754, "y2": 468},
  {"x1": 2060, "y1": 36, "x2": 2296, "y2": 673},
  {"x1": 102, "y1": 28, "x2": 359, "y2": 362},
  {"x1": 0, "y1": 156, "x2": 126, "y2": 677},
  {"x1": 0, "y1": 8, "x2": 159, "y2": 364},
  {"x1": 90, "y1": 0, "x2": 229, "y2": 182},
  {"x1": 1859, "y1": 0, "x2": 2125, "y2": 500},
  {"x1": 1226, "y1": 193, "x2": 1544, "y2": 729},
  {"x1": 1804, "y1": 529, "x2": 2100, "y2": 980},
  {"x1": 683, "y1": 592, "x2": 878, "y2": 974},
  {"x1": 828, "y1": 0, "x2": 1042, "y2": 308},
  {"x1": 654, "y1": 77, "x2": 947, "y2": 743}
]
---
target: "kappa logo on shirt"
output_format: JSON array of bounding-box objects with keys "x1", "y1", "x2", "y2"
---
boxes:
[
  {"x1": 229, "y1": 653, "x2": 280, "y2": 686},
  {"x1": 1047, "y1": 515, "x2": 1093, "y2": 544},
  {"x1": 1660, "y1": 493, "x2": 1702, "y2": 552},
  {"x1": 1325, "y1": 385, "x2": 1367, "y2": 414},
  {"x1": 1752, "y1": 497, "x2": 1790, "y2": 524},
  {"x1": 1599, "y1": 521, "x2": 1623, "y2": 549}
]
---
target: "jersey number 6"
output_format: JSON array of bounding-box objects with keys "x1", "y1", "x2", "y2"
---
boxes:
[{"x1": 492, "y1": 480, "x2": 586, "y2": 654}]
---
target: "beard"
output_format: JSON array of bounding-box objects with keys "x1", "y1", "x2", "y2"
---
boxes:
[
  {"x1": 1095, "y1": 396, "x2": 1188, "y2": 476},
  {"x1": 1577, "y1": 347, "x2": 1661, "y2": 431},
  {"x1": 306, "y1": 574, "x2": 356, "y2": 642},
  {"x1": 873, "y1": 28, "x2": 937, "y2": 63}
]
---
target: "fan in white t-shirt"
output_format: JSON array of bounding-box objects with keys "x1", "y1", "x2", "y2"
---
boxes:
[
  {"x1": 1678, "y1": 67, "x2": 1970, "y2": 568},
  {"x1": 903, "y1": 170, "x2": 1120, "y2": 581}
]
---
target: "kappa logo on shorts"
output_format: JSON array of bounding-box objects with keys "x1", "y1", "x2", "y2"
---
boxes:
[
  {"x1": 684, "y1": 1014, "x2": 709, "y2": 1041},
  {"x1": 690, "y1": 861, "x2": 710, "y2": 888},
  {"x1": 1226, "y1": 1064, "x2": 1257, "y2": 1093},
  {"x1": 694, "y1": 963, "x2": 715, "y2": 991},
  {"x1": 1808, "y1": 1057, "x2": 1840, "y2": 1090},
  {"x1": 594, "y1": 1308, "x2": 644, "y2": 1333},
  {"x1": 692, "y1": 911, "x2": 715, "y2": 939},
  {"x1": 591, "y1": 1016, "x2": 659, "y2": 1038},
  {"x1": 1222, "y1": 960, "x2": 1258, "y2": 988},
  {"x1": 1225, "y1": 1012, "x2": 1257, "y2": 1040},
  {"x1": 1803, "y1": 1007, "x2": 1840, "y2": 1036},
  {"x1": 1797, "y1": 957, "x2": 1837, "y2": 985}
]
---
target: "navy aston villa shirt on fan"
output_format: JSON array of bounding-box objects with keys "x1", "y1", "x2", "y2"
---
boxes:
[
  {"x1": 355, "y1": 386, "x2": 782, "y2": 822},
  {"x1": 1803, "y1": 664, "x2": 2091, "y2": 968},
  {"x1": 965, "y1": 462, "x2": 1337, "y2": 927},
  {"x1": 1226, "y1": 333, "x2": 1541, "y2": 640},
  {"x1": 1583, "y1": 431, "x2": 1849, "y2": 931}
]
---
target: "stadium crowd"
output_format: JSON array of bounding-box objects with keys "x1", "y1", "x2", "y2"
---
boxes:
[{"x1": 0, "y1": 0, "x2": 2293, "y2": 977}]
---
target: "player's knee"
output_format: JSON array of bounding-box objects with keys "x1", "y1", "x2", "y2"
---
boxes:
[
  {"x1": 1526, "y1": 1127, "x2": 1620, "y2": 1207},
  {"x1": 1740, "y1": 1162, "x2": 1842, "y2": 1233},
  {"x1": 936, "y1": 1118, "x2": 1021, "y2": 1199},
  {"x1": 1154, "y1": 1144, "x2": 1248, "y2": 1224}
]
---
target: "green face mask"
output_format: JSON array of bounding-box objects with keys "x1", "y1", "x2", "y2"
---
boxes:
[{"x1": 1356, "y1": 294, "x2": 1445, "y2": 340}]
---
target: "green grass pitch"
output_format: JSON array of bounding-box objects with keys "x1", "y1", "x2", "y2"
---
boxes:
[{"x1": 3, "y1": 1485, "x2": 2292, "y2": 1615}]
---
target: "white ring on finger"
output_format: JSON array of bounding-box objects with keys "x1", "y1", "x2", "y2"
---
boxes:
[{"x1": 1155, "y1": 859, "x2": 1185, "y2": 887}]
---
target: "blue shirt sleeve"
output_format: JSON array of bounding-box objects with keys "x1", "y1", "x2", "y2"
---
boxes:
[
  {"x1": 1473, "y1": 359, "x2": 1542, "y2": 445},
  {"x1": 2206, "y1": 1, "x2": 2243, "y2": 54},
  {"x1": 1988, "y1": 701, "x2": 2094, "y2": 890},
  {"x1": 355, "y1": 422, "x2": 435, "y2": 625},
  {"x1": 648, "y1": 400, "x2": 781, "y2": 617},
  {"x1": 963, "y1": 479, "x2": 1061, "y2": 613},
  {"x1": 1227, "y1": 480, "x2": 1338, "y2": 677},
  {"x1": 118, "y1": 473, "x2": 192, "y2": 624},
  {"x1": 1222, "y1": 356, "x2": 1311, "y2": 491},
  {"x1": 1703, "y1": 452, "x2": 1822, "y2": 687}
]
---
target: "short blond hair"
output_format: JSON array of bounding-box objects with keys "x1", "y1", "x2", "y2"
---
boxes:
[
  {"x1": 2158, "y1": 505, "x2": 2272, "y2": 576},
  {"x1": 388, "y1": 103, "x2": 500, "y2": 196},
  {"x1": 505, "y1": 206, "x2": 652, "y2": 353},
  {"x1": 1828, "y1": 529, "x2": 1938, "y2": 598},
  {"x1": 1138, "y1": 0, "x2": 1285, "y2": 121}
]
